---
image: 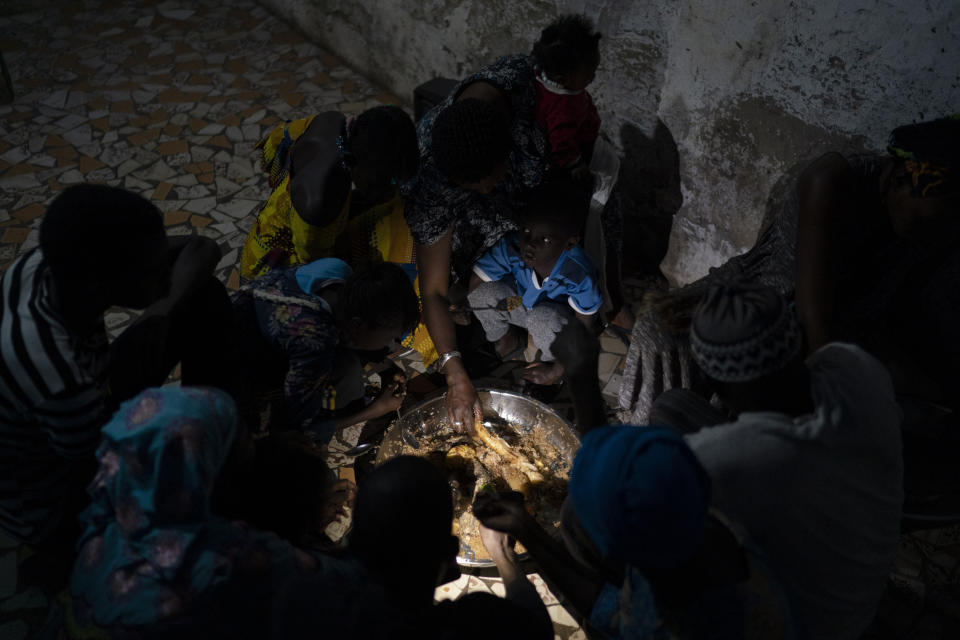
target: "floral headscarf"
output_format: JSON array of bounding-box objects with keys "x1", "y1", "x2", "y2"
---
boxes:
[{"x1": 70, "y1": 387, "x2": 314, "y2": 631}]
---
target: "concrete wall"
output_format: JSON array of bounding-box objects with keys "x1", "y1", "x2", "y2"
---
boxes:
[{"x1": 259, "y1": 0, "x2": 959, "y2": 285}]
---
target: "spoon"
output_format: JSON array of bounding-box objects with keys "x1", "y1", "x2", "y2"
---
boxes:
[{"x1": 344, "y1": 442, "x2": 376, "y2": 457}]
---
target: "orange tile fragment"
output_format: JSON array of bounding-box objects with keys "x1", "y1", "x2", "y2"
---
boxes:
[
  {"x1": 207, "y1": 135, "x2": 233, "y2": 150},
  {"x1": 163, "y1": 210, "x2": 190, "y2": 226},
  {"x1": 4, "y1": 164, "x2": 38, "y2": 177},
  {"x1": 226, "y1": 268, "x2": 240, "y2": 291},
  {"x1": 90, "y1": 117, "x2": 110, "y2": 132},
  {"x1": 155, "y1": 140, "x2": 188, "y2": 155},
  {"x1": 128, "y1": 128, "x2": 160, "y2": 146},
  {"x1": 45, "y1": 134, "x2": 69, "y2": 148},
  {"x1": 282, "y1": 92, "x2": 304, "y2": 108},
  {"x1": 112, "y1": 100, "x2": 135, "y2": 113},
  {"x1": 155, "y1": 88, "x2": 185, "y2": 103},
  {"x1": 1, "y1": 227, "x2": 31, "y2": 244},
  {"x1": 197, "y1": 172, "x2": 215, "y2": 184},
  {"x1": 225, "y1": 59, "x2": 246, "y2": 74},
  {"x1": 13, "y1": 203, "x2": 45, "y2": 222},
  {"x1": 162, "y1": 123, "x2": 183, "y2": 137},
  {"x1": 376, "y1": 91, "x2": 400, "y2": 104},
  {"x1": 152, "y1": 182, "x2": 173, "y2": 200},
  {"x1": 78, "y1": 156, "x2": 106, "y2": 173},
  {"x1": 190, "y1": 214, "x2": 212, "y2": 227},
  {"x1": 176, "y1": 59, "x2": 204, "y2": 73}
]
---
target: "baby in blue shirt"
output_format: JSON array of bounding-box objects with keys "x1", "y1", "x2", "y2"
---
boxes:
[{"x1": 468, "y1": 179, "x2": 601, "y2": 385}]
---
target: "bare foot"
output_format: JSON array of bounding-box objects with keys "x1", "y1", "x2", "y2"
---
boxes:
[
  {"x1": 495, "y1": 328, "x2": 524, "y2": 360},
  {"x1": 449, "y1": 304, "x2": 473, "y2": 326},
  {"x1": 522, "y1": 361, "x2": 565, "y2": 385},
  {"x1": 610, "y1": 306, "x2": 635, "y2": 332}
]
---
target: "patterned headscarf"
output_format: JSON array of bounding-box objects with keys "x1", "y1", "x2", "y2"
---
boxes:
[
  {"x1": 887, "y1": 115, "x2": 960, "y2": 198},
  {"x1": 70, "y1": 387, "x2": 312, "y2": 629},
  {"x1": 569, "y1": 425, "x2": 711, "y2": 569},
  {"x1": 691, "y1": 283, "x2": 802, "y2": 383}
]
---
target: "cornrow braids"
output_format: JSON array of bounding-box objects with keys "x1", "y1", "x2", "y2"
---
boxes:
[
  {"x1": 430, "y1": 98, "x2": 511, "y2": 183},
  {"x1": 532, "y1": 13, "x2": 601, "y2": 79},
  {"x1": 334, "y1": 261, "x2": 420, "y2": 336},
  {"x1": 349, "y1": 105, "x2": 420, "y2": 186}
]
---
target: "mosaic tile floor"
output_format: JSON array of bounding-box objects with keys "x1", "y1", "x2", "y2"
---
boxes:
[{"x1": 0, "y1": 0, "x2": 630, "y2": 637}]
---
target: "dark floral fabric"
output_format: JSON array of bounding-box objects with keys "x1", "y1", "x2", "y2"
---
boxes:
[
  {"x1": 403, "y1": 54, "x2": 550, "y2": 283},
  {"x1": 231, "y1": 267, "x2": 340, "y2": 437}
]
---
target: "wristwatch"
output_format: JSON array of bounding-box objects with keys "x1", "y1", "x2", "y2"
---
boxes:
[{"x1": 437, "y1": 350, "x2": 462, "y2": 371}]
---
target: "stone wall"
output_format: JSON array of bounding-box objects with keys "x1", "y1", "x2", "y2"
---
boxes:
[{"x1": 258, "y1": 0, "x2": 959, "y2": 285}]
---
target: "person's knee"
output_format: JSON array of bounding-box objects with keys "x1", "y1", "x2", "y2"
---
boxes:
[
  {"x1": 467, "y1": 279, "x2": 513, "y2": 307},
  {"x1": 528, "y1": 303, "x2": 570, "y2": 333}
]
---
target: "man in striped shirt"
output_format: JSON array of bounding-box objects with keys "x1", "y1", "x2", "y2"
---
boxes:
[{"x1": 0, "y1": 184, "x2": 232, "y2": 563}]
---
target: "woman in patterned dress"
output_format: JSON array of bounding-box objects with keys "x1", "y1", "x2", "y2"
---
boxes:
[{"x1": 404, "y1": 54, "x2": 551, "y2": 428}]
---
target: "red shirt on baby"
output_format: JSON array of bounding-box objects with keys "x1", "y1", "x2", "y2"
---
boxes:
[{"x1": 534, "y1": 72, "x2": 601, "y2": 169}]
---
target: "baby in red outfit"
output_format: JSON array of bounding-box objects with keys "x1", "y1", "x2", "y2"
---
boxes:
[{"x1": 532, "y1": 15, "x2": 601, "y2": 180}]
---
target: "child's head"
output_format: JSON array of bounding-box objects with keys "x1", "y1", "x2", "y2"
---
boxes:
[
  {"x1": 519, "y1": 177, "x2": 591, "y2": 276},
  {"x1": 349, "y1": 456, "x2": 458, "y2": 595},
  {"x1": 532, "y1": 14, "x2": 601, "y2": 91},
  {"x1": 334, "y1": 261, "x2": 421, "y2": 352},
  {"x1": 214, "y1": 431, "x2": 335, "y2": 547},
  {"x1": 40, "y1": 184, "x2": 170, "y2": 310},
  {"x1": 348, "y1": 105, "x2": 419, "y2": 204}
]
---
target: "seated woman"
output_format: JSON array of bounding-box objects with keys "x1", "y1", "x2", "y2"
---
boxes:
[
  {"x1": 620, "y1": 115, "x2": 960, "y2": 427},
  {"x1": 232, "y1": 259, "x2": 420, "y2": 442},
  {"x1": 67, "y1": 387, "x2": 320, "y2": 639},
  {"x1": 240, "y1": 105, "x2": 419, "y2": 280},
  {"x1": 405, "y1": 54, "x2": 551, "y2": 428}
]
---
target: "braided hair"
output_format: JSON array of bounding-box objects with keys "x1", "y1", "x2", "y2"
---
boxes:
[
  {"x1": 532, "y1": 14, "x2": 601, "y2": 80},
  {"x1": 348, "y1": 105, "x2": 419, "y2": 186},
  {"x1": 334, "y1": 261, "x2": 421, "y2": 337},
  {"x1": 430, "y1": 98, "x2": 511, "y2": 183}
]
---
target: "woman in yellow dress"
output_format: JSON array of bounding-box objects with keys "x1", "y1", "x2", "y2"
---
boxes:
[
  {"x1": 241, "y1": 106, "x2": 418, "y2": 278},
  {"x1": 241, "y1": 106, "x2": 438, "y2": 364}
]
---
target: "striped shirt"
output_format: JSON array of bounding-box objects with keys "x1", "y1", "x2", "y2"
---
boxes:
[{"x1": 0, "y1": 248, "x2": 109, "y2": 543}]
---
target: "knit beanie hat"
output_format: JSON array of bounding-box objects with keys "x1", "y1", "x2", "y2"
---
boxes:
[{"x1": 690, "y1": 283, "x2": 802, "y2": 383}]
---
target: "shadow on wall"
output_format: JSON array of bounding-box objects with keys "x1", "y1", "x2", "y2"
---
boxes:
[{"x1": 607, "y1": 120, "x2": 682, "y2": 280}]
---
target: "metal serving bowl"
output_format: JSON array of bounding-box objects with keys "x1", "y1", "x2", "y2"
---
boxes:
[{"x1": 375, "y1": 388, "x2": 580, "y2": 568}]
